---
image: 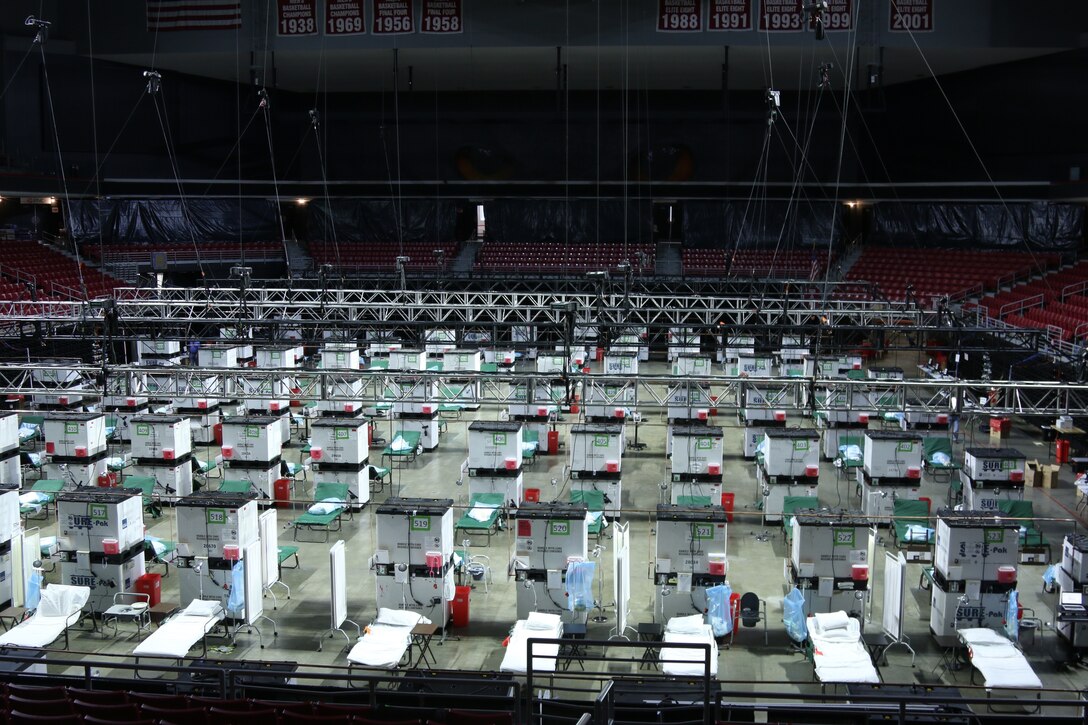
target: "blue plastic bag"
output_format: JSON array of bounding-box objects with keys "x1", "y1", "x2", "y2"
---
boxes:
[
  {"x1": 564, "y1": 561, "x2": 595, "y2": 612},
  {"x1": 1042, "y1": 564, "x2": 1058, "y2": 591},
  {"x1": 1004, "y1": 590, "x2": 1019, "y2": 642},
  {"x1": 25, "y1": 568, "x2": 42, "y2": 610},
  {"x1": 226, "y1": 560, "x2": 246, "y2": 618},
  {"x1": 783, "y1": 587, "x2": 808, "y2": 643},
  {"x1": 706, "y1": 583, "x2": 732, "y2": 637}
]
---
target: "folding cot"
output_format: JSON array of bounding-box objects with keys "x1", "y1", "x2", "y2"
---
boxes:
[{"x1": 454, "y1": 492, "x2": 505, "y2": 545}]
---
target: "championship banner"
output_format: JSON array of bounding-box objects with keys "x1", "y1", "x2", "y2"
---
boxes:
[
  {"x1": 889, "y1": 0, "x2": 933, "y2": 32},
  {"x1": 277, "y1": 0, "x2": 317, "y2": 36},
  {"x1": 759, "y1": 0, "x2": 803, "y2": 32},
  {"x1": 421, "y1": 0, "x2": 462, "y2": 34},
  {"x1": 707, "y1": 0, "x2": 752, "y2": 31},
  {"x1": 326, "y1": 0, "x2": 365, "y2": 35},
  {"x1": 373, "y1": 0, "x2": 414, "y2": 34},
  {"x1": 809, "y1": 0, "x2": 853, "y2": 31},
  {"x1": 658, "y1": 0, "x2": 703, "y2": 32}
]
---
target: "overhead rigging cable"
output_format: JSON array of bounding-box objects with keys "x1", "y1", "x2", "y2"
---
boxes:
[
  {"x1": 895, "y1": 5, "x2": 1046, "y2": 287},
  {"x1": 259, "y1": 90, "x2": 293, "y2": 283},
  {"x1": 33, "y1": 18, "x2": 87, "y2": 299},
  {"x1": 86, "y1": 1, "x2": 106, "y2": 295},
  {"x1": 308, "y1": 24, "x2": 341, "y2": 272}
]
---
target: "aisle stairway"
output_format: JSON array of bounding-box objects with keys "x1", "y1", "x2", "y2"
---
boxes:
[{"x1": 655, "y1": 242, "x2": 681, "y2": 276}]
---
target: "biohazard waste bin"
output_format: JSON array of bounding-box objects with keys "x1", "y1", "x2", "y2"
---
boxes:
[
  {"x1": 721, "y1": 492, "x2": 735, "y2": 523},
  {"x1": 274, "y1": 478, "x2": 293, "y2": 509},
  {"x1": 452, "y1": 585, "x2": 471, "y2": 628},
  {"x1": 135, "y1": 573, "x2": 162, "y2": 607}
]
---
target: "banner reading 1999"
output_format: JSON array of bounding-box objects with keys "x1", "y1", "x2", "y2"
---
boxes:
[{"x1": 658, "y1": 0, "x2": 702, "y2": 32}]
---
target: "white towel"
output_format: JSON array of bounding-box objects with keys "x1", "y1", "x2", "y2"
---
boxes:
[
  {"x1": 468, "y1": 504, "x2": 498, "y2": 522},
  {"x1": 391, "y1": 436, "x2": 411, "y2": 452},
  {"x1": 813, "y1": 610, "x2": 850, "y2": 632}
]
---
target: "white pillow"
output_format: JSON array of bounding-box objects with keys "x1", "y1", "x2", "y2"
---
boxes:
[
  {"x1": 667, "y1": 614, "x2": 706, "y2": 635},
  {"x1": 375, "y1": 608, "x2": 429, "y2": 627},
  {"x1": 525, "y1": 611, "x2": 561, "y2": 631},
  {"x1": 308, "y1": 501, "x2": 343, "y2": 515},
  {"x1": 184, "y1": 599, "x2": 222, "y2": 617},
  {"x1": 813, "y1": 611, "x2": 850, "y2": 633}
]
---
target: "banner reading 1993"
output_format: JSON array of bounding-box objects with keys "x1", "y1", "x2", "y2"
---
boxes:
[
  {"x1": 707, "y1": 0, "x2": 752, "y2": 30},
  {"x1": 658, "y1": 0, "x2": 702, "y2": 32},
  {"x1": 421, "y1": 0, "x2": 462, "y2": 34},
  {"x1": 373, "y1": 0, "x2": 414, "y2": 34},
  {"x1": 325, "y1": 0, "x2": 365, "y2": 35},
  {"x1": 759, "y1": 0, "x2": 804, "y2": 32}
]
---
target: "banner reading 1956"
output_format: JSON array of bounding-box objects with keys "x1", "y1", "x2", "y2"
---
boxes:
[
  {"x1": 658, "y1": 0, "x2": 702, "y2": 32},
  {"x1": 707, "y1": 0, "x2": 751, "y2": 31},
  {"x1": 325, "y1": 0, "x2": 365, "y2": 35},
  {"x1": 889, "y1": 0, "x2": 933, "y2": 32},
  {"x1": 421, "y1": 0, "x2": 462, "y2": 34},
  {"x1": 759, "y1": 0, "x2": 804, "y2": 32},
  {"x1": 373, "y1": 0, "x2": 414, "y2": 34}
]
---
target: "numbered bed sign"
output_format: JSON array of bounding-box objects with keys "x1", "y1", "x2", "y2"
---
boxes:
[
  {"x1": 421, "y1": 0, "x2": 462, "y2": 33},
  {"x1": 759, "y1": 0, "x2": 804, "y2": 31},
  {"x1": 326, "y1": 0, "x2": 365, "y2": 35},
  {"x1": 889, "y1": 0, "x2": 933, "y2": 32},
  {"x1": 278, "y1": 0, "x2": 318, "y2": 36},
  {"x1": 707, "y1": 0, "x2": 752, "y2": 30},
  {"x1": 373, "y1": 0, "x2": 414, "y2": 34},
  {"x1": 658, "y1": 0, "x2": 703, "y2": 32}
]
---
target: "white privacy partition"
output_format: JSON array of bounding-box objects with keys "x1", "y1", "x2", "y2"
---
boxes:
[
  {"x1": 11, "y1": 529, "x2": 39, "y2": 608},
  {"x1": 239, "y1": 540, "x2": 277, "y2": 648},
  {"x1": 259, "y1": 510, "x2": 279, "y2": 588},
  {"x1": 880, "y1": 551, "x2": 915, "y2": 664},
  {"x1": 318, "y1": 540, "x2": 360, "y2": 651},
  {"x1": 612, "y1": 522, "x2": 633, "y2": 638}
]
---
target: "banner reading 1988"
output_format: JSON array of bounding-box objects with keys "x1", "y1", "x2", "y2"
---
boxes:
[
  {"x1": 708, "y1": 0, "x2": 752, "y2": 30},
  {"x1": 889, "y1": 0, "x2": 933, "y2": 32},
  {"x1": 373, "y1": 0, "x2": 414, "y2": 34},
  {"x1": 278, "y1": 0, "x2": 317, "y2": 36},
  {"x1": 325, "y1": 0, "x2": 365, "y2": 35},
  {"x1": 759, "y1": 0, "x2": 804, "y2": 32},
  {"x1": 658, "y1": 0, "x2": 703, "y2": 32},
  {"x1": 421, "y1": 0, "x2": 462, "y2": 34}
]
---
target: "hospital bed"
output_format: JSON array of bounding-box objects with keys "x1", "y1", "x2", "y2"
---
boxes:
[
  {"x1": 19, "y1": 479, "x2": 65, "y2": 520},
  {"x1": 193, "y1": 455, "x2": 223, "y2": 484},
  {"x1": 675, "y1": 495, "x2": 712, "y2": 508},
  {"x1": 661, "y1": 614, "x2": 719, "y2": 678},
  {"x1": 0, "y1": 584, "x2": 90, "y2": 650},
  {"x1": 500, "y1": 611, "x2": 564, "y2": 674},
  {"x1": 571, "y1": 489, "x2": 607, "y2": 541},
  {"x1": 455, "y1": 493, "x2": 505, "y2": 545},
  {"x1": 346, "y1": 608, "x2": 430, "y2": 670},
  {"x1": 122, "y1": 475, "x2": 164, "y2": 519},
  {"x1": 292, "y1": 481, "x2": 352, "y2": 542},
  {"x1": 890, "y1": 498, "x2": 933, "y2": 560},
  {"x1": 837, "y1": 436, "x2": 863, "y2": 471},
  {"x1": 144, "y1": 536, "x2": 178, "y2": 576},
  {"x1": 381, "y1": 430, "x2": 422, "y2": 467},
  {"x1": 806, "y1": 611, "x2": 880, "y2": 686},
  {"x1": 521, "y1": 430, "x2": 539, "y2": 468},
  {"x1": 781, "y1": 496, "x2": 819, "y2": 544},
  {"x1": 957, "y1": 627, "x2": 1042, "y2": 710},
  {"x1": 133, "y1": 599, "x2": 226, "y2": 663},
  {"x1": 922, "y1": 437, "x2": 959, "y2": 483},
  {"x1": 997, "y1": 500, "x2": 1051, "y2": 564},
  {"x1": 18, "y1": 421, "x2": 40, "y2": 447}
]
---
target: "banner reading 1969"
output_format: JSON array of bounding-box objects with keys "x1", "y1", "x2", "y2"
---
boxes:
[
  {"x1": 325, "y1": 0, "x2": 365, "y2": 35},
  {"x1": 421, "y1": 0, "x2": 462, "y2": 34},
  {"x1": 658, "y1": 0, "x2": 703, "y2": 32}
]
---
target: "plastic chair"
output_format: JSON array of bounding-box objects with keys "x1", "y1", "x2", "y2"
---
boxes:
[
  {"x1": 10, "y1": 713, "x2": 81, "y2": 725},
  {"x1": 7, "y1": 696, "x2": 75, "y2": 716},
  {"x1": 71, "y1": 701, "x2": 142, "y2": 720},
  {"x1": 446, "y1": 710, "x2": 517, "y2": 725},
  {"x1": 140, "y1": 706, "x2": 208, "y2": 725},
  {"x1": 66, "y1": 687, "x2": 129, "y2": 704},
  {"x1": 84, "y1": 718, "x2": 156, "y2": 725},
  {"x1": 128, "y1": 693, "x2": 190, "y2": 709},
  {"x1": 209, "y1": 707, "x2": 277, "y2": 724},
  {"x1": 6, "y1": 683, "x2": 68, "y2": 700},
  {"x1": 191, "y1": 697, "x2": 252, "y2": 711},
  {"x1": 731, "y1": 592, "x2": 768, "y2": 646}
]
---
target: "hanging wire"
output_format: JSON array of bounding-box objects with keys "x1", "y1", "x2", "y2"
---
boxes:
[
  {"x1": 36, "y1": 35, "x2": 87, "y2": 299},
  {"x1": 86, "y1": 0, "x2": 106, "y2": 292},
  {"x1": 149, "y1": 80, "x2": 208, "y2": 284},
  {"x1": 260, "y1": 91, "x2": 292, "y2": 283}
]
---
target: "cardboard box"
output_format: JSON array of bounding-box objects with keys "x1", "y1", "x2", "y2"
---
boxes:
[
  {"x1": 1025, "y1": 460, "x2": 1043, "y2": 488},
  {"x1": 1041, "y1": 463, "x2": 1060, "y2": 489}
]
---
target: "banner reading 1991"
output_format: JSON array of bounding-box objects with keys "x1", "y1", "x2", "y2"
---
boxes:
[
  {"x1": 708, "y1": 0, "x2": 752, "y2": 31},
  {"x1": 658, "y1": 0, "x2": 702, "y2": 32}
]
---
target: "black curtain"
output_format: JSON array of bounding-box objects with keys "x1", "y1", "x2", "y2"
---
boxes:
[
  {"x1": 483, "y1": 199, "x2": 651, "y2": 244},
  {"x1": 305, "y1": 199, "x2": 456, "y2": 244},
  {"x1": 869, "y1": 202, "x2": 1083, "y2": 250},
  {"x1": 681, "y1": 200, "x2": 840, "y2": 248},
  {"x1": 68, "y1": 199, "x2": 278, "y2": 244}
]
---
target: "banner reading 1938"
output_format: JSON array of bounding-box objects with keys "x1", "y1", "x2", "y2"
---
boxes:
[
  {"x1": 277, "y1": 0, "x2": 317, "y2": 36},
  {"x1": 421, "y1": 0, "x2": 462, "y2": 34},
  {"x1": 658, "y1": 0, "x2": 703, "y2": 32}
]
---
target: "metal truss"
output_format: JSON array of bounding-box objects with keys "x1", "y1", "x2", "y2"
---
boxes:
[{"x1": 6, "y1": 363, "x2": 1088, "y2": 417}]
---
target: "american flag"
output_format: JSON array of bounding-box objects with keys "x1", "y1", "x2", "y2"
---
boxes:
[
  {"x1": 809, "y1": 250, "x2": 821, "y2": 281},
  {"x1": 147, "y1": 1, "x2": 242, "y2": 31}
]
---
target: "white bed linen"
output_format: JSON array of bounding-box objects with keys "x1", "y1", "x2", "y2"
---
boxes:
[
  {"x1": 807, "y1": 614, "x2": 880, "y2": 685},
  {"x1": 499, "y1": 613, "x2": 563, "y2": 674},
  {"x1": 661, "y1": 625, "x2": 719, "y2": 677},
  {"x1": 132, "y1": 600, "x2": 224, "y2": 658},
  {"x1": 0, "y1": 585, "x2": 89, "y2": 649},
  {"x1": 958, "y1": 628, "x2": 1042, "y2": 690},
  {"x1": 346, "y1": 609, "x2": 430, "y2": 669}
]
